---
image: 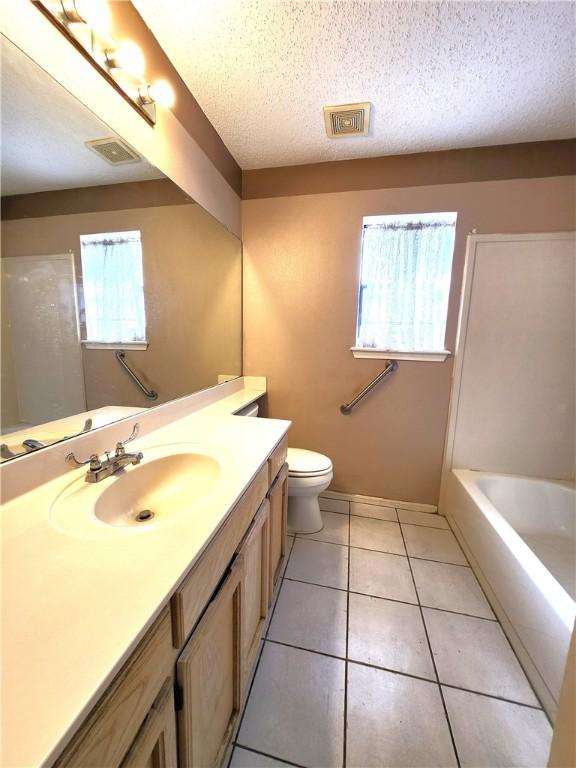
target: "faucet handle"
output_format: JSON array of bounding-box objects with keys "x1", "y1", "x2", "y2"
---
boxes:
[
  {"x1": 66, "y1": 452, "x2": 102, "y2": 470},
  {"x1": 115, "y1": 423, "x2": 140, "y2": 456},
  {"x1": 120, "y1": 423, "x2": 139, "y2": 446}
]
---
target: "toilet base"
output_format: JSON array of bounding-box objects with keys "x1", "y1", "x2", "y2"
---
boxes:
[{"x1": 287, "y1": 495, "x2": 324, "y2": 534}]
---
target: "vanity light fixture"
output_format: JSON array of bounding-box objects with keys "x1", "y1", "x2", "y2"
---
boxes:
[
  {"x1": 33, "y1": 0, "x2": 175, "y2": 126},
  {"x1": 58, "y1": 0, "x2": 111, "y2": 34},
  {"x1": 104, "y1": 41, "x2": 146, "y2": 79},
  {"x1": 138, "y1": 80, "x2": 176, "y2": 109}
]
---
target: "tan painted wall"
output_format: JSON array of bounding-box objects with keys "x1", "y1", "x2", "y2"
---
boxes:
[
  {"x1": 2, "y1": 204, "x2": 241, "y2": 415},
  {"x1": 243, "y1": 175, "x2": 576, "y2": 504}
]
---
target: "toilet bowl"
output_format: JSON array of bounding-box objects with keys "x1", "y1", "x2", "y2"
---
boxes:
[{"x1": 287, "y1": 448, "x2": 333, "y2": 534}]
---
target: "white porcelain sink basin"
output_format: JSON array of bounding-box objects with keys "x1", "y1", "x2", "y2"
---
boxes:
[{"x1": 49, "y1": 444, "x2": 224, "y2": 538}]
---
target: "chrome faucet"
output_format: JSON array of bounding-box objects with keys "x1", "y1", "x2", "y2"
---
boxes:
[{"x1": 65, "y1": 424, "x2": 143, "y2": 483}]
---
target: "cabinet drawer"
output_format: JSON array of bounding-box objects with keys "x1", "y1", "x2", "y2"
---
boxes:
[
  {"x1": 56, "y1": 607, "x2": 174, "y2": 768},
  {"x1": 171, "y1": 463, "x2": 268, "y2": 648},
  {"x1": 268, "y1": 436, "x2": 288, "y2": 486}
]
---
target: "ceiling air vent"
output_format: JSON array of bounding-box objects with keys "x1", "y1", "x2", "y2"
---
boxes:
[
  {"x1": 323, "y1": 102, "x2": 371, "y2": 138},
  {"x1": 85, "y1": 137, "x2": 141, "y2": 165}
]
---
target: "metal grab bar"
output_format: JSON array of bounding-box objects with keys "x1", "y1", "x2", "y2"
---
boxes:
[
  {"x1": 115, "y1": 351, "x2": 158, "y2": 400},
  {"x1": 340, "y1": 359, "x2": 398, "y2": 414}
]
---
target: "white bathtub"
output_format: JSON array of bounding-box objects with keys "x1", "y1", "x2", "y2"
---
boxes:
[{"x1": 443, "y1": 469, "x2": 575, "y2": 720}]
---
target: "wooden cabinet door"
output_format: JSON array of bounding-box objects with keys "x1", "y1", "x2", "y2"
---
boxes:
[
  {"x1": 268, "y1": 463, "x2": 289, "y2": 601},
  {"x1": 177, "y1": 555, "x2": 244, "y2": 768},
  {"x1": 239, "y1": 499, "x2": 270, "y2": 683},
  {"x1": 121, "y1": 679, "x2": 178, "y2": 768}
]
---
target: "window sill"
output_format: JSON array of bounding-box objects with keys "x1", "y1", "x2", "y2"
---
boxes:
[
  {"x1": 350, "y1": 347, "x2": 451, "y2": 362},
  {"x1": 82, "y1": 341, "x2": 149, "y2": 351}
]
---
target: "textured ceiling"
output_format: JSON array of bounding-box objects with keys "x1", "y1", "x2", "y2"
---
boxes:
[
  {"x1": 134, "y1": 0, "x2": 576, "y2": 170},
  {"x1": 1, "y1": 37, "x2": 164, "y2": 196}
]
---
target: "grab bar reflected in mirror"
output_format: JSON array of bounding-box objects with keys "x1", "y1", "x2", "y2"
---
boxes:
[
  {"x1": 340, "y1": 359, "x2": 398, "y2": 414},
  {"x1": 115, "y1": 351, "x2": 158, "y2": 400}
]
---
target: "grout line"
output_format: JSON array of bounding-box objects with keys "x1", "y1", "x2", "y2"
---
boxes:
[
  {"x1": 262, "y1": 638, "x2": 544, "y2": 713},
  {"x1": 293, "y1": 534, "x2": 472, "y2": 567},
  {"x1": 321, "y1": 494, "x2": 439, "y2": 515},
  {"x1": 283, "y1": 575, "x2": 497, "y2": 622},
  {"x1": 398, "y1": 521, "x2": 462, "y2": 768},
  {"x1": 343, "y1": 499, "x2": 350, "y2": 768},
  {"x1": 438, "y1": 682, "x2": 546, "y2": 713},
  {"x1": 265, "y1": 637, "x2": 345, "y2": 662},
  {"x1": 350, "y1": 512, "x2": 399, "y2": 523},
  {"x1": 233, "y1": 744, "x2": 307, "y2": 768}
]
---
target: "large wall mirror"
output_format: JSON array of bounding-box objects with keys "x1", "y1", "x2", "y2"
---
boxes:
[{"x1": 0, "y1": 36, "x2": 242, "y2": 461}]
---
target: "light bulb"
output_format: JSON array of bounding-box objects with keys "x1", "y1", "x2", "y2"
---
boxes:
[
  {"x1": 113, "y1": 41, "x2": 146, "y2": 78},
  {"x1": 72, "y1": 0, "x2": 111, "y2": 36},
  {"x1": 148, "y1": 79, "x2": 175, "y2": 108}
]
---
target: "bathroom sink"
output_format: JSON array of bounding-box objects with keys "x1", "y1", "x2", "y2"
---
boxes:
[{"x1": 49, "y1": 444, "x2": 224, "y2": 538}]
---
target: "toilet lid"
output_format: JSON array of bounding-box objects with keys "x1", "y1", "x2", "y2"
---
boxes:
[{"x1": 287, "y1": 448, "x2": 333, "y2": 477}]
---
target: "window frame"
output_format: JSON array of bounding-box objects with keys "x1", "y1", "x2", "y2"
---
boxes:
[{"x1": 351, "y1": 212, "x2": 456, "y2": 362}]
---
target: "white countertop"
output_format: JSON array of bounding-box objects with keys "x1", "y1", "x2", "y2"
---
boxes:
[{"x1": 1, "y1": 386, "x2": 290, "y2": 768}]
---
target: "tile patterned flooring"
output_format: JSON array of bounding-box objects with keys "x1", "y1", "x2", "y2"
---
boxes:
[{"x1": 230, "y1": 498, "x2": 553, "y2": 768}]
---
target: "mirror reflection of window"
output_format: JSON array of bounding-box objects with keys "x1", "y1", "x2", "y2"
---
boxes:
[{"x1": 79, "y1": 230, "x2": 147, "y2": 345}]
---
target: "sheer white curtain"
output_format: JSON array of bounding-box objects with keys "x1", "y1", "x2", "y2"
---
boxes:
[
  {"x1": 80, "y1": 230, "x2": 146, "y2": 343},
  {"x1": 357, "y1": 213, "x2": 456, "y2": 351}
]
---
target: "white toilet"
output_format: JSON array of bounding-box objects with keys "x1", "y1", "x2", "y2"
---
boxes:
[
  {"x1": 286, "y1": 448, "x2": 333, "y2": 534},
  {"x1": 235, "y1": 403, "x2": 333, "y2": 534}
]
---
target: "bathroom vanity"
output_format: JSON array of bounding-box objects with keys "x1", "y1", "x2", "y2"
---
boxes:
[{"x1": 1, "y1": 380, "x2": 290, "y2": 768}]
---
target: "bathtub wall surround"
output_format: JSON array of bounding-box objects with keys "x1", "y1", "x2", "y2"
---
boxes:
[
  {"x1": 243, "y1": 175, "x2": 576, "y2": 505},
  {"x1": 442, "y1": 232, "x2": 575, "y2": 483},
  {"x1": 0, "y1": 376, "x2": 266, "y2": 505}
]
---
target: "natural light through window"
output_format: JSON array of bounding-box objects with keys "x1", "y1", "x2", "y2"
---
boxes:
[
  {"x1": 80, "y1": 230, "x2": 147, "y2": 345},
  {"x1": 354, "y1": 212, "x2": 457, "y2": 360}
]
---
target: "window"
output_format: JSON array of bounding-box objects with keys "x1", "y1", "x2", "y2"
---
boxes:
[
  {"x1": 79, "y1": 230, "x2": 147, "y2": 347},
  {"x1": 354, "y1": 212, "x2": 457, "y2": 360}
]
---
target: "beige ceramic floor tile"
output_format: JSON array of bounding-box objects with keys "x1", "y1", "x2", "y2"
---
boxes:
[
  {"x1": 230, "y1": 747, "x2": 293, "y2": 767},
  {"x1": 238, "y1": 642, "x2": 345, "y2": 767},
  {"x1": 398, "y1": 509, "x2": 449, "y2": 529},
  {"x1": 423, "y1": 609, "x2": 539, "y2": 705},
  {"x1": 296, "y1": 510, "x2": 349, "y2": 545},
  {"x1": 402, "y1": 524, "x2": 467, "y2": 565},
  {"x1": 268, "y1": 580, "x2": 347, "y2": 657},
  {"x1": 350, "y1": 501, "x2": 397, "y2": 521},
  {"x1": 285, "y1": 538, "x2": 348, "y2": 589},
  {"x1": 347, "y1": 663, "x2": 457, "y2": 767},
  {"x1": 411, "y1": 559, "x2": 494, "y2": 619},
  {"x1": 319, "y1": 496, "x2": 349, "y2": 514},
  {"x1": 349, "y1": 548, "x2": 417, "y2": 603},
  {"x1": 350, "y1": 516, "x2": 405, "y2": 555},
  {"x1": 443, "y1": 687, "x2": 552, "y2": 767},
  {"x1": 348, "y1": 593, "x2": 435, "y2": 679}
]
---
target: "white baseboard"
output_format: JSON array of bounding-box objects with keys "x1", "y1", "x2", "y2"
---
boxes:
[{"x1": 321, "y1": 490, "x2": 438, "y2": 514}]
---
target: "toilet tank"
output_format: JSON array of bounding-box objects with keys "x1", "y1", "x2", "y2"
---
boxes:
[{"x1": 235, "y1": 402, "x2": 259, "y2": 417}]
